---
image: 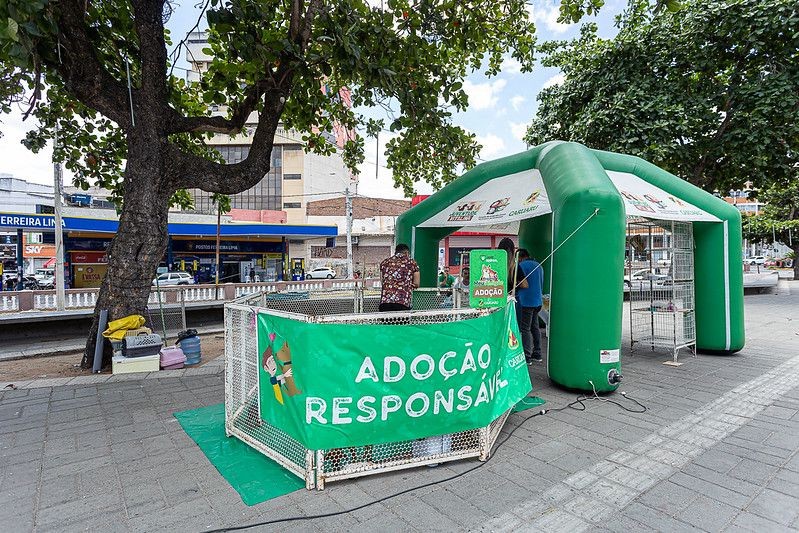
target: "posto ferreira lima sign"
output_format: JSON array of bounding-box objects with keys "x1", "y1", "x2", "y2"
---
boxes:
[{"x1": 256, "y1": 303, "x2": 530, "y2": 449}]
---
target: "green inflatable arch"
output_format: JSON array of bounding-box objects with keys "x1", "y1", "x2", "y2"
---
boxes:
[{"x1": 395, "y1": 141, "x2": 744, "y2": 392}]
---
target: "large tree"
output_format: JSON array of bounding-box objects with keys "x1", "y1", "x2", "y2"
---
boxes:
[
  {"x1": 526, "y1": 0, "x2": 799, "y2": 194},
  {"x1": 0, "y1": 0, "x2": 543, "y2": 367}
]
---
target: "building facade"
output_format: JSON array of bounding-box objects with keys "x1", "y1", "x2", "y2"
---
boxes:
[
  {"x1": 305, "y1": 196, "x2": 410, "y2": 278},
  {"x1": 184, "y1": 32, "x2": 355, "y2": 225}
]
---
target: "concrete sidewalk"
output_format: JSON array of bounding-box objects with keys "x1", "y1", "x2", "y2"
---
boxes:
[{"x1": 1, "y1": 287, "x2": 798, "y2": 532}]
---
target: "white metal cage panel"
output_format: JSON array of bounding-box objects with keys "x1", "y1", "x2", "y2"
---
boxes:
[
  {"x1": 224, "y1": 304, "x2": 312, "y2": 486},
  {"x1": 317, "y1": 427, "x2": 483, "y2": 487},
  {"x1": 627, "y1": 220, "x2": 697, "y2": 361},
  {"x1": 144, "y1": 303, "x2": 186, "y2": 344},
  {"x1": 671, "y1": 250, "x2": 694, "y2": 282},
  {"x1": 314, "y1": 306, "x2": 489, "y2": 326},
  {"x1": 362, "y1": 287, "x2": 460, "y2": 313},
  {"x1": 671, "y1": 220, "x2": 693, "y2": 250},
  {"x1": 224, "y1": 293, "x2": 512, "y2": 489},
  {"x1": 262, "y1": 289, "x2": 358, "y2": 316}
]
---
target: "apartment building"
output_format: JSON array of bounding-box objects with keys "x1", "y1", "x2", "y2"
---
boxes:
[{"x1": 184, "y1": 32, "x2": 355, "y2": 224}]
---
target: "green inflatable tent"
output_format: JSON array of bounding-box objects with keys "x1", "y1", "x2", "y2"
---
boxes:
[{"x1": 395, "y1": 141, "x2": 744, "y2": 392}]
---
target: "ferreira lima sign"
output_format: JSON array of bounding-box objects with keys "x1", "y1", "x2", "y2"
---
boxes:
[{"x1": 257, "y1": 304, "x2": 531, "y2": 449}]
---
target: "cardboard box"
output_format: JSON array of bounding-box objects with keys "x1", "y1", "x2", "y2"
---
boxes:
[{"x1": 112, "y1": 354, "x2": 159, "y2": 374}]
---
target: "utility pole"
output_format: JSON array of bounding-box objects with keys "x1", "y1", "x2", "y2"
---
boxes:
[
  {"x1": 53, "y1": 125, "x2": 66, "y2": 311},
  {"x1": 214, "y1": 202, "x2": 221, "y2": 294},
  {"x1": 345, "y1": 186, "x2": 353, "y2": 279}
]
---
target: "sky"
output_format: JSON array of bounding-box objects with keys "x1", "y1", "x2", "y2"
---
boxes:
[{"x1": 0, "y1": 0, "x2": 626, "y2": 201}]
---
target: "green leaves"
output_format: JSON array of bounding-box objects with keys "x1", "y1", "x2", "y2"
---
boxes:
[{"x1": 528, "y1": 0, "x2": 799, "y2": 194}]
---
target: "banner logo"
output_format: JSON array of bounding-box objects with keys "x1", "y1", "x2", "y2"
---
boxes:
[
  {"x1": 523, "y1": 190, "x2": 540, "y2": 205},
  {"x1": 447, "y1": 200, "x2": 482, "y2": 222},
  {"x1": 486, "y1": 197, "x2": 510, "y2": 215}
]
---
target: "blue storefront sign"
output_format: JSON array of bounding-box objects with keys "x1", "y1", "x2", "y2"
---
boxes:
[
  {"x1": 170, "y1": 239, "x2": 283, "y2": 254},
  {"x1": 0, "y1": 214, "x2": 66, "y2": 230}
]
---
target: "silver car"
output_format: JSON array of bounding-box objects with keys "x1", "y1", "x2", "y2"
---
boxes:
[{"x1": 152, "y1": 272, "x2": 196, "y2": 286}]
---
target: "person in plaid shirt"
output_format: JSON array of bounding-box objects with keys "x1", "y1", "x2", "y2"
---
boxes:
[{"x1": 379, "y1": 244, "x2": 420, "y2": 311}]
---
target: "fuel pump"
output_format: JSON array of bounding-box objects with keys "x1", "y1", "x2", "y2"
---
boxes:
[{"x1": 291, "y1": 258, "x2": 305, "y2": 281}]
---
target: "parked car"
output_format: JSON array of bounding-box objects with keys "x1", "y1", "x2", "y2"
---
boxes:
[
  {"x1": 624, "y1": 269, "x2": 669, "y2": 290},
  {"x1": 33, "y1": 268, "x2": 54, "y2": 282},
  {"x1": 765, "y1": 257, "x2": 793, "y2": 268},
  {"x1": 152, "y1": 272, "x2": 195, "y2": 286},
  {"x1": 36, "y1": 272, "x2": 55, "y2": 289},
  {"x1": 304, "y1": 267, "x2": 336, "y2": 279},
  {"x1": 747, "y1": 256, "x2": 766, "y2": 265}
]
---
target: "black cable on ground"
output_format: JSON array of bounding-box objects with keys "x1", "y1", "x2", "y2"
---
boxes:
[{"x1": 201, "y1": 392, "x2": 647, "y2": 533}]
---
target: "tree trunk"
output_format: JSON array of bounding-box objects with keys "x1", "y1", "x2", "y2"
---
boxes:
[
  {"x1": 81, "y1": 143, "x2": 172, "y2": 369},
  {"x1": 793, "y1": 242, "x2": 799, "y2": 281}
]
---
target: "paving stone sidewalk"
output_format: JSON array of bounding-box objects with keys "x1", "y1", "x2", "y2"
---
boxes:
[{"x1": 1, "y1": 284, "x2": 798, "y2": 532}]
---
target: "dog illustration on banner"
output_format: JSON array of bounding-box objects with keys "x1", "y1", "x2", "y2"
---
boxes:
[
  {"x1": 262, "y1": 332, "x2": 301, "y2": 404},
  {"x1": 480, "y1": 264, "x2": 500, "y2": 282}
]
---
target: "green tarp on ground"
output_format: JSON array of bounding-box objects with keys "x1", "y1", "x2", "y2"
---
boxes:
[
  {"x1": 513, "y1": 396, "x2": 546, "y2": 413},
  {"x1": 174, "y1": 403, "x2": 304, "y2": 506}
]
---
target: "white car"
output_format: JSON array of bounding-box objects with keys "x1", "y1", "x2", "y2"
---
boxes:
[
  {"x1": 152, "y1": 272, "x2": 195, "y2": 286},
  {"x1": 747, "y1": 256, "x2": 766, "y2": 265},
  {"x1": 624, "y1": 269, "x2": 669, "y2": 290},
  {"x1": 304, "y1": 267, "x2": 336, "y2": 279}
]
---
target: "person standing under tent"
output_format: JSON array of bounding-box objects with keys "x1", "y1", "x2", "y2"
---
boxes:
[
  {"x1": 379, "y1": 243, "x2": 420, "y2": 311},
  {"x1": 516, "y1": 249, "x2": 544, "y2": 364},
  {"x1": 497, "y1": 237, "x2": 527, "y2": 295}
]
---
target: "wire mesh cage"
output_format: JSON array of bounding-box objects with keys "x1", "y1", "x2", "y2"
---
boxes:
[
  {"x1": 626, "y1": 219, "x2": 696, "y2": 361},
  {"x1": 144, "y1": 303, "x2": 186, "y2": 344},
  {"x1": 224, "y1": 294, "x2": 510, "y2": 490}
]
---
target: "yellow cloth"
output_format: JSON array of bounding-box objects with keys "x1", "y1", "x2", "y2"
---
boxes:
[{"x1": 102, "y1": 314, "x2": 146, "y2": 340}]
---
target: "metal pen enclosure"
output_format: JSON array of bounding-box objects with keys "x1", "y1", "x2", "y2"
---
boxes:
[{"x1": 224, "y1": 286, "x2": 511, "y2": 490}]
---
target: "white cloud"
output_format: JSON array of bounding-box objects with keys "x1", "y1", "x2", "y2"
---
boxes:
[
  {"x1": 509, "y1": 122, "x2": 529, "y2": 142},
  {"x1": 355, "y1": 132, "x2": 434, "y2": 199},
  {"x1": 462, "y1": 79, "x2": 508, "y2": 111},
  {"x1": 475, "y1": 133, "x2": 507, "y2": 161},
  {"x1": 542, "y1": 73, "x2": 566, "y2": 89},
  {"x1": 0, "y1": 109, "x2": 67, "y2": 185},
  {"x1": 500, "y1": 56, "x2": 523, "y2": 75},
  {"x1": 510, "y1": 95, "x2": 526, "y2": 111},
  {"x1": 527, "y1": 2, "x2": 573, "y2": 34}
]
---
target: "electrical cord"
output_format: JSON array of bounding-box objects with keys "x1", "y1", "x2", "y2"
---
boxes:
[{"x1": 200, "y1": 390, "x2": 647, "y2": 533}]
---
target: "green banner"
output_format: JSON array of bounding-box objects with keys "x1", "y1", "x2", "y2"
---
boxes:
[
  {"x1": 469, "y1": 249, "x2": 508, "y2": 308},
  {"x1": 257, "y1": 304, "x2": 530, "y2": 450}
]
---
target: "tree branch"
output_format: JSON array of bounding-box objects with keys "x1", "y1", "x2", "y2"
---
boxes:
[
  {"x1": 54, "y1": 0, "x2": 132, "y2": 128},
  {"x1": 130, "y1": 0, "x2": 170, "y2": 107},
  {"x1": 168, "y1": 0, "x2": 323, "y2": 188},
  {"x1": 299, "y1": 0, "x2": 325, "y2": 46},
  {"x1": 167, "y1": 81, "x2": 265, "y2": 134}
]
